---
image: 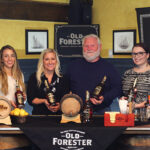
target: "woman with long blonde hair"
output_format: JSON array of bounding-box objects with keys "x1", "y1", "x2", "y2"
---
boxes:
[
  {"x1": 27, "y1": 48, "x2": 69, "y2": 115},
  {"x1": 0, "y1": 45, "x2": 26, "y2": 107}
]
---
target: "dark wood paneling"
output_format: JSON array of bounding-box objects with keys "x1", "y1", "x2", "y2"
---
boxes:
[
  {"x1": 19, "y1": 58, "x2": 133, "y2": 83},
  {"x1": 0, "y1": 1, "x2": 69, "y2": 22}
]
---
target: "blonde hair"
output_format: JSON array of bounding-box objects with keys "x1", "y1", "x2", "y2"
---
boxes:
[
  {"x1": 0, "y1": 45, "x2": 25, "y2": 95},
  {"x1": 36, "y1": 48, "x2": 61, "y2": 86}
]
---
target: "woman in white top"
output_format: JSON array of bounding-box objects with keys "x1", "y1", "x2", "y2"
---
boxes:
[{"x1": 0, "y1": 45, "x2": 26, "y2": 108}]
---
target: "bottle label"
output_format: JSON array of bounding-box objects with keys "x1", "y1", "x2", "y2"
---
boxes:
[
  {"x1": 93, "y1": 86, "x2": 102, "y2": 96},
  {"x1": 17, "y1": 93, "x2": 24, "y2": 105},
  {"x1": 83, "y1": 108, "x2": 90, "y2": 122},
  {"x1": 47, "y1": 93, "x2": 55, "y2": 104},
  {"x1": 83, "y1": 108, "x2": 90, "y2": 114}
]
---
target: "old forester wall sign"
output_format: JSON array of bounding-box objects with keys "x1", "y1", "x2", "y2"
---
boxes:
[{"x1": 54, "y1": 24, "x2": 99, "y2": 57}]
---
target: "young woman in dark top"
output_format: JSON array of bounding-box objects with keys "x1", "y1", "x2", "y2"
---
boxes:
[
  {"x1": 27, "y1": 49, "x2": 70, "y2": 115},
  {"x1": 122, "y1": 43, "x2": 150, "y2": 108}
]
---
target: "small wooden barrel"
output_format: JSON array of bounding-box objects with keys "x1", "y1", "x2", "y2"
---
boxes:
[
  {"x1": 0, "y1": 96, "x2": 11, "y2": 119},
  {"x1": 60, "y1": 93, "x2": 83, "y2": 117}
]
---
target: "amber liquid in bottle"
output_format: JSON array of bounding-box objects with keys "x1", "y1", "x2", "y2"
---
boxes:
[
  {"x1": 44, "y1": 80, "x2": 56, "y2": 106},
  {"x1": 83, "y1": 90, "x2": 93, "y2": 123},
  {"x1": 92, "y1": 76, "x2": 107, "y2": 99},
  {"x1": 15, "y1": 80, "x2": 24, "y2": 108},
  {"x1": 128, "y1": 78, "x2": 137, "y2": 114}
]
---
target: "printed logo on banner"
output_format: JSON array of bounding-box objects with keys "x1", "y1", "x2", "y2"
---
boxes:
[{"x1": 52, "y1": 130, "x2": 92, "y2": 150}]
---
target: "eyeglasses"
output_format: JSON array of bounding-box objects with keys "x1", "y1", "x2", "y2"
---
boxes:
[{"x1": 131, "y1": 52, "x2": 147, "y2": 57}]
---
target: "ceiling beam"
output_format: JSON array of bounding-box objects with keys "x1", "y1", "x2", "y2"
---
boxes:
[{"x1": 0, "y1": 1, "x2": 69, "y2": 22}]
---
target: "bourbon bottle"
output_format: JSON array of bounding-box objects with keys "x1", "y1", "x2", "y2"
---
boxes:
[
  {"x1": 44, "y1": 80, "x2": 56, "y2": 106},
  {"x1": 83, "y1": 90, "x2": 93, "y2": 123},
  {"x1": 145, "y1": 93, "x2": 150, "y2": 120},
  {"x1": 128, "y1": 78, "x2": 138, "y2": 114},
  {"x1": 92, "y1": 76, "x2": 107, "y2": 99},
  {"x1": 15, "y1": 80, "x2": 24, "y2": 108},
  {"x1": 139, "y1": 93, "x2": 149, "y2": 122}
]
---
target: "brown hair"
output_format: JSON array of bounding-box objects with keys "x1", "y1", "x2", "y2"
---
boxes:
[{"x1": 0, "y1": 45, "x2": 25, "y2": 95}]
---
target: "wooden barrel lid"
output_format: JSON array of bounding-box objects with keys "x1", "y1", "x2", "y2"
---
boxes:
[
  {"x1": 0, "y1": 97, "x2": 11, "y2": 119},
  {"x1": 60, "y1": 93, "x2": 83, "y2": 117}
]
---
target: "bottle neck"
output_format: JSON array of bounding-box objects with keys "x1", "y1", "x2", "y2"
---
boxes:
[
  {"x1": 45, "y1": 80, "x2": 50, "y2": 89},
  {"x1": 16, "y1": 85, "x2": 20, "y2": 91},
  {"x1": 46, "y1": 86, "x2": 50, "y2": 90},
  {"x1": 85, "y1": 99, "x2": 89, "y2": 104}
]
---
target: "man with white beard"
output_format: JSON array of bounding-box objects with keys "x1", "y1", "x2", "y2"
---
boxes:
[{"x1": 66, "y1": 34, "x2": 122, "y2": 114}]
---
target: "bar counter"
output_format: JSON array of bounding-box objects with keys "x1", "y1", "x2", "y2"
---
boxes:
[
  {"x1": 0, "y1": 115, "x2": 150, "y2": 150},
  {"x1": 1, "y1": 124, "x2": 150, "y2": 134}
]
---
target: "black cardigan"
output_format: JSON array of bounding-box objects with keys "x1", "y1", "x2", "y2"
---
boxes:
[{"x1": 27, "y1": 72, "x2": 70, "y2": 115}]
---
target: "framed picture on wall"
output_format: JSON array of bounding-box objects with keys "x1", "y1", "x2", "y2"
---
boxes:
[
  {"x1": 136, "y1": 8, "x2": 150, "y2": 48},
  {"x1": 25, "y1": 29, "x2": 48, "y2": 54},
  {"x1": 113, "y1": 29, "x2": 136, "y2": 55}
]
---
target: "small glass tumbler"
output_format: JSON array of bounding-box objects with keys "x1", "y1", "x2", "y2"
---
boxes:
[{"x1": 133, "y1": 108, "x2": 140, "y2": 121}]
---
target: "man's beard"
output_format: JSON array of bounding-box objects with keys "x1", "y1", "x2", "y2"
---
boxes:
[{"x1": 83, "y1": 49, "x2": 100, "y2": 62}]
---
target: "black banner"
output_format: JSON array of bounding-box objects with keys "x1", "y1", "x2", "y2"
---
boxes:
[
  {"x1": 54, "y1": 24, "x2": 99, "y2": 57},
  {"x1": 17, "y1": 116, "x2": 125, "y2": 150}
]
